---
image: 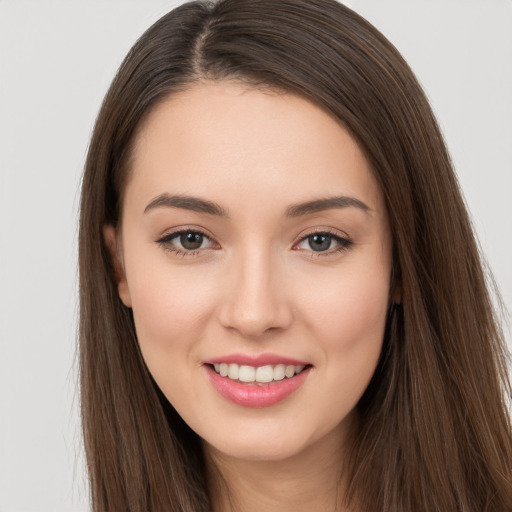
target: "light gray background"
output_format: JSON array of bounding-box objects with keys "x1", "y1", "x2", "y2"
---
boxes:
[{"x1": 0, "y1": 1, "x2": 510, "y2": 511}]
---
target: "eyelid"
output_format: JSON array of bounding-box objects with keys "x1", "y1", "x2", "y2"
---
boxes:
[
  {"x1": 155, "y1": 225, "x2": 352, "y2": 258},
  {"x1": 155, "y1": 226, "x2": 220, "y2": 256},
  {"x1": 292, "y1": 227, "x2": 353, "y2": 256}
]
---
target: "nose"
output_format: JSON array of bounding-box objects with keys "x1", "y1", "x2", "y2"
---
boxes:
[{"x1": 218, "y1": 248, "x2": 293, "y2": 339}]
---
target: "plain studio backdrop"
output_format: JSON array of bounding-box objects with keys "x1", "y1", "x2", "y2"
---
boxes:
[{"x1": 0, "y1": 1, "x2": 510, "y2": 511}]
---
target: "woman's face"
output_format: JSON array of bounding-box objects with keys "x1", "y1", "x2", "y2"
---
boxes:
[{"x1": 111, "y1": 81, "x2": 392, "y2": 462}]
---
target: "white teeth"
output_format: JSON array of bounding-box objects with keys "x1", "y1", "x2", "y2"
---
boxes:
[
  {"x1": 255, "y1": 365, "x2": 274, "y2": 383},
  {"x1": 228, "y1": 363, "x2": 239, "y2": 380},
  {"x1": 212, "y1": 362, "x2": 307, "y2": 383},
  {"x1": 273, "y1": 364, "x2": 285, "y2": 381},
  {"x1": 238, "y1": 365, "x2": 256, "y2": 382},
  {"x1": 285, "y1": 365, "x2": 296, "y2": 378}
]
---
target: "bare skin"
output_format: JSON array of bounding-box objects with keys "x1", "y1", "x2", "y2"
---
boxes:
[
  {"x1": 206, "y1": 412, "x2": 356, "y2": 512},
  {"x1": 106, "y1": 81, "x2": 392, "y2": 512}
]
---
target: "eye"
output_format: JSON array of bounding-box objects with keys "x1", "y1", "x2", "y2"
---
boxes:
[
  {"x1": 156, "y1": 229, "x2": 216, "y2": 255},
  {"x1": 305, "y1": 233, "x2": 333, "y2": 252},
  {"x1": 178, "y1": 232, "x2": 207, "y2": 250},
  {"x1": 295, "y1": 230, "x2": 352, "y2": 255}
]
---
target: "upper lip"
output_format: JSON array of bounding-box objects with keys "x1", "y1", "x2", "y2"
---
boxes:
[{"x1": 204, "y1": 353, "x2": 310, "y2": 367}]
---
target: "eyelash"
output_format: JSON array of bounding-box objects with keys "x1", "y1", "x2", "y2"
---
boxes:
[
  {"x1": 294, "y1": 229, "x2": 353, "y2": 258},
  {"x1": 155, "y1": 228, "x2": 353, "y2": 258},
  {"x1": 155, "y1": 229, "x2": 216, "y2": 258}
]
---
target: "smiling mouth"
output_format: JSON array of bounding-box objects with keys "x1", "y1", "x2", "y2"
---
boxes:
[
  {"x1": 208, "y1": 363, "x2": 311, "y2": 384},
  {"x1": 205, "y1": 361, "x2": 312, "y2": 407}
]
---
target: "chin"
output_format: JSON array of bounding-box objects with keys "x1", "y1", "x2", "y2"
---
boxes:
[
  {"x1": 207, "y1": 435, "x2": 308, "y2": 463},
  {"x1": 200, "y1": 416, "x2": 338, "y2": 465}
]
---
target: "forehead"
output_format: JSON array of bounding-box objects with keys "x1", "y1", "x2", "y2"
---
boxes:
[{"x1": 124, "y1": 81, "x2": 384, "y2": 216}]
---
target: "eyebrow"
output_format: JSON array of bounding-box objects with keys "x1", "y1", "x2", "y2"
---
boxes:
[
  {"x1": 285, "y1": 196, "x2": 371, "y2": 217},
  {"x1": 144, "y1": 193, "x2": 229, "y2": 217},
  {"x1": 143, "y1": 193, "x2": 370, "y2": 218}
]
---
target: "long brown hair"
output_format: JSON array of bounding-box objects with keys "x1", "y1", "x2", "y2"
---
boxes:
[{"x1": 79, "y1": 1, "x2": 512, "y2": 510}]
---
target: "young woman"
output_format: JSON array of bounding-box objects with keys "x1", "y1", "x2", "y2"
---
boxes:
[{"x1": 78, "y1": 0, "x2": 512, "y2": 510}]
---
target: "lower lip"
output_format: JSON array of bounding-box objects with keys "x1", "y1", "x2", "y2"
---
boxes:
[{"x1": 205, "y1": 365, "x2": 311, "y2": 408}]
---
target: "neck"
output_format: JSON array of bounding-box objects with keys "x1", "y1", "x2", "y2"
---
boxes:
[{"x1": 204, "y1": 419, "x2": 356, "y2": 512}]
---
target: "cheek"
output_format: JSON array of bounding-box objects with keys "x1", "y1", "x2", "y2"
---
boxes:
[
  {"x1": 125, "y1": 256, "x2": 219, "y2": 367},
  {"x1": 300, "y1": 257, "x2": 390, "y2": 392},
  {"x1": 304, "y1": 260, "x2": 389, "y2": 339},
  {"x1": 126, "y1": 263, "x2": 224, "y2": 410}
]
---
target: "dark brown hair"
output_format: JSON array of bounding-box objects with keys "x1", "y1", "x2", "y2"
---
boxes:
[{"x1": 79, "y1": 1, "x2": 512, "y2": 510}]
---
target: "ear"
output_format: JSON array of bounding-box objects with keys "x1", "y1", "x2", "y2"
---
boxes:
[{"x1": 103, "y1": 225, "x2": 132, "y2": 307}]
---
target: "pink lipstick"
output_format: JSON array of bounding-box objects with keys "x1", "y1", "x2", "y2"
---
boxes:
[
  {"x1": 205, "y1": 353, "x2": 309, "y2": 367},
  {"x1": 203, "y1": 354, "x2": 312, "y2": 408}
]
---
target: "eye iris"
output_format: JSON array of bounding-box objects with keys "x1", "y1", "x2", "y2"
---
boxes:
[
  {"x1": 308, "y1": 234, "x2": 331, "y2": 251},
  {"x1": 180, "y1": 232, "x2": 203, "y2": 250}
]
